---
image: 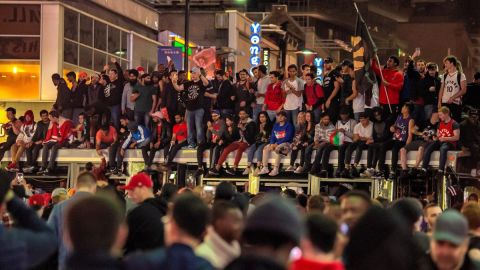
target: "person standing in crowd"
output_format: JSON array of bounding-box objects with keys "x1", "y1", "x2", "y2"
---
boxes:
[
  {"x1": 131, "y1": 73, "x2": 157, "y2": 128},
  {"x1": 214, "y1": 70, "x2": 236, "y2": 117},
  {"x1": 282, "y1": 64, "x2": 304, "y2": 125},
  {"x1": 7, "y1": 110, "x2": 36, "y2": 172},
  {"x1": 70, "y1": 71, "x2": 88, "y2": 126},
  {"x1": 95, "y1": 122, "x2": 118, "y2": 170},
  {"x1": 23, "y1": 110, "x2": 50, "y2": 173},
  {"x1": 196, "y1": 110, "x2": 225, "y2": 176},
  {"x1": 0, "y1": 170, "x2": 57, "y2": 269},
  {"x1": 253, "y1": 65, "x2": 271, "y2": 122},
  {"x1": 303, "y1": 73, "x2": 324, "y2": 122},
  {"x1": 121, "y1": 121, "x2": 151, "y2": 170},
  {"x1": 421, "y1": 63, "x2": 441, "y2": 125},
  {"x1": 363, "y1": 107, "x2": 391, "y2": 177},
  {"x1": 162, "y1": 113, "x2": 188, "y2": 168},
  {"x1": 125, "y1": 194, "x2": 213, "y2": 270},
  {"x1": 335, "y1": 107, "x2": 357, "y2": 178},
  {"x1": 122, "y1": 69, "x2": 139, "y2": 121},
  {"x1": 64, "y1": 195, "x2": 127, "y2": 269},
  {"x1": 344, "y1": 113, "x2": 373, "y2": 178},
  {"x1": 109, "y1": 115, "x2": 131, "y2": 176},
  {"x1": 372, "y1": 55, "x2": 404, "y2": 121},
  {"x1": 234, "y1": 69, "x2": 255, "y2": 117},
  {"x1": 38, "y1": 110, "x2": 73, "y2": 175},
  {"x1": 48, "y1": 172, "x2": 97, "y2": 269},
  {"x1": 294, "y1": 111, "x2": 316, "y2": 174},
  {"x1": 123, "y1": 173, "x2": 165, "y2": 254},
  {"x1": 209, "y1": 109, "x2": 256, "y2": 176},
  {"x1": 257, "y1": 111, "x2": 294, "y2": 177},
  {"x1": 245, "y1": 111, "x2": 272, "y2": 175},
  {"x1": 0, "y1": 107, "x2": 22, "y2": 162},
  {"x1": 424, "y1": 203, "x2": 443, "y2": 235},
  {"x1": 465, "y1": 71, "x2": 480, "y2": 109},
  {"x1": 438, "y1": 55, "x2": 467, "y2": 123},
  {"x1": 339, "y1": 60, "x2": 358, "y2": 112},
  {"x1": 103, "y1": 57, "x2": 125, "y2": 129},
  {"x1": 290, "y1": 213, "x2": 345, "y2": 270},
  {"x1": 145, "y1": 111, "x2": 171, "y2": 170},
  {"x1": 419, "y1": 106, "x2": 459, "y2": 177},
  {"x1": 172, "y1": 67, "x2": 213, "y2": 149},
  {"x1": 323, "y1": 57, "x2": 341, "y2": 123},
  {"x1": 161, "y1": 70, "x2": 183, "y2": 123},
  {"x1": 286, "y1": 112, "x2": 307, "y2": 172},
  {"x1": 87, "y1": 73, "x2": 104, "y2": 140},
  {"x1": 301, "y1": 64, "x2": 311, "y2": 81},
  {"x1": 428, "y1": 210, "x2": 480, "y2": 269},
  {"x1": 308, "y1": 113, "x2": 336, "y2": 177},
  {"x1": 86, "y1": 73, "x2": 102, "y2": 109},
  {"x1": 52, "y1": 73, "x2": 72, "y2": 116},
  {"x1": 196, "y1": 201, "x2": 243, "y2": 269},
  {"x1": 340, "y1": 190, "x2": 372, "y2": 232},
  {"x1": 263, "y1": 71, "x2": 285, "y2": 121}
]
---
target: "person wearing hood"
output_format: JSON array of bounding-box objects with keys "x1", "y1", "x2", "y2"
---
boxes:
[
  {"x1": 120, "y1": 121, "x2": 151, "y2": 170},
  {"x1": 145, "y1": 111, "x2": 171, "y2": 170},
  {"x1": 122, "y1": 69, "x2": 139, "y2": 121},
  {"x1": 372, "y1": 55, "x2": 404, "y2": 121},
  {"x1": 209, "y1": 109, "x2": 256, "y2": 176},
  {"x1": 363, "y1": 107, "x2": 392, "y2": 178},
  {"x1": 8, "y1": 110, "x2": 36, "y2": 171},
  {"x1": 122, "y1": 173, "x2": 165, "y2": 255}
]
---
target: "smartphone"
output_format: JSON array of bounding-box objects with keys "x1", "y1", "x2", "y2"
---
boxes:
[{"x1": 340, "y1": 223, "x2": 349, "y2": 235}]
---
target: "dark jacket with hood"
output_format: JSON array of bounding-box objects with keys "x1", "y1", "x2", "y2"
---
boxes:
[
  {"x1": 124, "y1": 197, "x2": 167, "y2": 255},
  {"x1": 372, "y1": 115, "x2": 391, "y2": 143},
  {"x1": 238, "y1": 118, "x2": 256, "y2": 145},
  {"x1": 152, "y1": 119, "x2": 172, "y2": 147},
  {"x1": 55, "y1": 78, "x2": 72, "y2": 111}
]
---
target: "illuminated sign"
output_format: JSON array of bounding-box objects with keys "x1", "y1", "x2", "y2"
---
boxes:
[
  {"x1": 263, "y1": 48, "x2": 270, "y2": 70},
  {"x1": 249, "y1": 22, "x2": 261, "y2": 75},
  {"x1": 314, "y1": 57, "x2": 324, "y2": 84}
]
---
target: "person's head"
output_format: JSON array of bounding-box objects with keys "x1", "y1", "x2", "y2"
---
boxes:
[
  {"x1": 281, "y1": 188, "x2": 297, "y2": 200},
  {"x1": 323, "y1": 57, "x2": 333, "y2": 71},
  {"x1": 461, "y1": 202, "x2": 480, "y2": 232},
  {"x1": 238, "y1": 69, "x2": 248, "y2": 81},
  {"x1": 28, "y1": 194, "x2": 47, "y2": 216},
  {"x1": 424, "y1": 203, "x2": 443, "y2": 231},
  {"x1": 341, "y1": 59, "x2": 354, "y2": 73},
  {"x1": 174, "y1": 113, "x2": 184, "y2": 124},
  {"x1": 443, "y1": 55, "x2": 458, "y2": 72},
  {"x1": 373, "y1": 107, "x2": 383, "y2": 122},
  {"x1": 39, "y1": 110, "x2": 49, "y2": 123},
  {"x1": 304, "y1": 73, "x2": 315, "y2": 86},
  {"x1": 159, "y1": 183, "x2": 179, "y2": 202},
  {"x1": 215, "y1": 69, "x2": 226, "y2": 81},
  {"x1": 122, "y1": 173, "x2": 154, "y2": 204},
  {"x1": 269, "y1": 70, "x2": 280, "y2": 83},
  {"x1": 99, "y1": 74, "x2": 110, "y2": 86},
  {"x1": 215, "y1": 181, "x2": 236, "y2": 201},
  {"x1": 239, "y1": 109, "x2": 249, "y2": 121},
  {"x1": 168, "y1": 70, "x2": 178, "y2": 81},
  {"x1": 390, "y1": 198, "x2": 423, "y2": 233},
  {"x1": 430, "y1": 210, "x2": 469, "y2": 270},
  {"x1": 75, "y1": 172, "x2": 97, "y2": 193},
  {"x1": 128, "y1": 69, "x2": 139, "y2": 85},
  {"x1": 340, "y1": 190, "x2": 372, "y2": 230},
  {"x1": 301, "y1": 64, "x2": 311, "y2": 76},
  {"x1": 120, "y1": 115, "x2": 129, "y2": 127},
  {"x1": 301, "y1": 213, "x2": 338, "y2": 258},
  {"x1": 307, "y1": 195, "x2": 326, "y2": 213},
  {"x1": 90, "y1": 73, "x2": 100, "y2": 85},
  {"x1": 305, "y1": 110, "x2": 314, "y2": 124},
  {"x1": 23, "y1": 110, "x2": 34, "y2": 124},
  {"x1": 6, "y1": 107, "x2": 16, "y2": 121},
  {"x1": 78, "y1": 71, "x2": 88, "y2": 82},
  {"x1": 225, "y1": 115, "x2": 235, "y2": 127},
  {"x1": 66, "y1": 71, "x2": 76, "y2": 83},
  {"x1": 48, "y1": 110, "x2": 59, "y2": 123},
  {"x1": 211, "y1": 110, "x2": 221, "y2": 122},
  {"x1": 100, "y1": 123, "x2": 110, "y2": 136},
  {"x1": 339, "y1": 106, "x2": 351, "y2": 121},
  {"x1": 78, "y1": 112, "x2": 85, "y2": 124},
  {"x1": 386, "y1": 55, "x2": 400, "y2": 69},
  {"x1": 252, "y1": 67, "x2": 259, "y2": 78},
  {"x1": 140, "y1": 74, "x2": 152, "y2": 86},
  {"x1": 190, "y1": 67, "x2": 201, "y2": 81},
  {"x1": 401, "y1": 103, "x2": 413, "y2": 116},
  {"x1": 468, "y1": 193, "x2": 479, "y2": 203},
  {"x1": 320, "y1": 112, "x2": 330, "y2": 126},
  {"x1": 51, "y1": 188, "x2": 68, "y2": 204},
  {"x1": 359, "y1": 112, "x2": 369, "y2": 126},
  {"x1": 65, "y1": 196, "x2": 127, "y2": 255},
  {"x1": 416, "y1": 59, "x2": 426, "y2": 74},
  {"x1": 164, "y1": 193, "x2": 210, "y2": 246},
  {"x1": 108, "y1": 68, "x2": 118, "y2": 82},
  {"x1": 257, "y1": 111, "x2": 269, "y2": 125},
  {"x1": 427, "y1": 62, "x2": 439, "y2": 77},
  {"x1": 212, "y1": 200, "x2": 244, "y2": 243},
  {"x1": 151, "y1": 72, "x2": 161, "y2": 84},
  {"x1": 287, "y1": 64, "x2": 298, "y2": 79},
  {"x1": 242, "y1": 196, "x2": 303, "y2": 266},
  {"x1": 438, "y1": 106, "x2": 451, "y2": 122},
  {"x1": 127, "y1": 121, "x2": 139, "y2": 133},
  {"x1": 276, "y1": 110, "x2": 287, "y2": 124},
  {"x1": 296, "y1": 111, "x2": 306, "y2": 125},
  {"x1": 151, "y1": 111, "x2": 164, "y2": 123},
  {"x1": 258, "y1": 65, "x2": 267, "y2": 77},
  {"x1": 51, "y1": 73, "x2": 61, "y2": 86},
  {"x1": 178, "y1": 70, "x2": 187, "y2": 81}
]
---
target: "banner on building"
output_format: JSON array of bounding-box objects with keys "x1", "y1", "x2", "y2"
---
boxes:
[
  {"x1": 158, "y1": 46, "x2": 183, "y2": 71},
  {"x1": 191, "y1": 47, "x2": 216, "y2": 78}
]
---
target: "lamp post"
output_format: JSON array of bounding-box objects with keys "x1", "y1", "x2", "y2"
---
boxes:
[{"x1": 184, "y1": 0, "x2": 190, "y2": 71}]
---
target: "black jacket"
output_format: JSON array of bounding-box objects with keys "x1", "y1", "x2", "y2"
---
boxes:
[
  {"x1": 255, "y1": 123, "x2": 272, "y2": 145},
  {"x1": 66, "y1": 251, "x2": 124, "y2": 270},
  {"x1": 420, "y1": 73, "x2": 441, "y2": 105},
  {"x1": 103, "y1": 62, "x2": 125, "y2": 106},
  {"x1": 406, "y1": 60, "x2": 423, "y2": 101},
  {"x1": 239, "y1": 119, "x2": 256, "y2": 145},
  {"x1": 31, "y1": 121, "x2": 49, "y2": 143},
  {"x1": 152, "y1": 120, "x2": 172, "y2": 147},
  {"x1": 215, "y1": 79, "x2": 236, "y2": 110},
  {"x1": 72, "y1": 80, "x2": 88, "y2": 108},
  {"x1": 222, "y1": 126, "x2": 240, "y2": 145},
  {"x1": 372, "y1": 120, "x2": 390, "y2": 143},
  {"x1": 124, "y1": 197, "x2": 166, "y2": 255},
  {"x1": 235, "y1": 82, "x2": 255, "y2": 113},
  {"x1": 55, "y1": 79, "x2": 72, "y2": 111}
]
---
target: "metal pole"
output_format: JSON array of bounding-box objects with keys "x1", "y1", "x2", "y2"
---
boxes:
[{"x1": 184, "y1": 0, "x2": 190, "y2": 72}]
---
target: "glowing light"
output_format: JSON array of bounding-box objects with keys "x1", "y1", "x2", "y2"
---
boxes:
[
  {"x1": 12, "y1": 67, "x2": 17, "y2": 74},
  {"x1": 1, "y1": 75, "x2": 6, "y2": 78},
  {"x1": 31, "y1": 75, "x2": 36, "y2": 78}
]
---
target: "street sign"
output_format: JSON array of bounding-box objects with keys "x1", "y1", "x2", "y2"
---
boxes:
[{"x1": 249, "y1": 22, "x2": 261, "y2": 75}]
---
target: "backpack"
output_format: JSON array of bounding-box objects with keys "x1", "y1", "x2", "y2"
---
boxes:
[{"x1": 443, "y1": 72, "x2": 462, "y2": 89}]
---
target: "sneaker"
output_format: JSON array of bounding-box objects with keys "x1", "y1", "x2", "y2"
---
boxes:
[
  {"x1": 269, "y1": 168, "x2": 279, "y2": 176},
  {"x1": 258, "y1": 167, "x2": 270, "y2": 175},
  {"x1": 408, "y1": 168, "x2": 418, "y2": 177},
  {"x1": 294, "y1": 166, "x2": 304, "y2": 174},
  {"x1": 23, "y1": 166, "x2": 35, "y2": 173},
  {"x1": 285, "y1": 166, "x2": 296, "y2": 172},
  {"x1": 208, "y1": 168, "x2": 220, "y2": 176},
  {"x1": 7, "y1": 163, "x2": 18, "y2": 172},
  {"x1": 225, "y1": 168, "x2": 236, "y2": 176},
  {"x1": 360, "y1": 168, "x2": 374, "y2": 178},
  {"x1": 350, "y1": 165, "x2": 359, "y2": 178},
  {"x1": 242, "y1": 167, "x2": 250, "y2": 175},
  {"x1": 37, "y1": 167, "x2": 47, "y2": 175},
  {"x1": 187, "y1": 144, "x2": 197, "y2": 149}
]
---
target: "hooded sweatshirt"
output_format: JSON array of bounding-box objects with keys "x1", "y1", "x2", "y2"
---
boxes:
[
  {"x1": 270, "y1": 122, "x2": 294, "y2": 145},
  {"x1": 237, "y1": 118, "x2": 256, "y2": 145},
  {"x1": 372, "y1": 59, "x2": 404, "y2": 105},
  {"x1": 314, "y1": 122, "x2": 335, "y2": 142},
  {"x1": 16, "y1": 110, "x2": 36, "y2": 144}
]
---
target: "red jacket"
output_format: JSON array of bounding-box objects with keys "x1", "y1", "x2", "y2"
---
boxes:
[
  {"x1": 58, "y1": 120, "x2": 73, "y2": 144},
  {"x1": 290, "y1": 258, "x2": 345, "y2": 270},
  {"x1": 265, "y1": 82, "x2": 285, "y2": 110},
  {"x1": 173, "y1": 122, "x2": 188, "y2": 142},
  {"x1": 44, "y1": 122, "x2": 60, "y2": 143},
  {"x1": 372, "y1": 59, "x2": 404, "y2": 105}
]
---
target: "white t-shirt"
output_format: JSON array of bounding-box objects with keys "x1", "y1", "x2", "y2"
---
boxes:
[
  {"x1": 441, "y1": 71, "x2": 466, "y2": 104},
  {"x1": 353, "y1": 92, "x2": 365, "y2": 113},
  {"x1": 353, "y1": 121, "x2": 373, "y2": 138},
  {"x1": 336, "y1": 119, "x2": 357, "y2": 143},
  {"x1": 283, "y1": 79, "x2": 303, "y2": 110},
  {"x1": 256, "y1": 76, "x2": 271, "y2": 105}
]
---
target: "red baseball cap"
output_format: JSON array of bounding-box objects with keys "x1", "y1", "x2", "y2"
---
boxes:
[
  {"x1": 136, "y1": 66, "x2": 145, "y2": 72},
  {"x1": 120, "y1": 173, "x2": 153, "y2": 190},
  {"x1": 28, "y1": 194, "x2": 48, "y2": 207}
]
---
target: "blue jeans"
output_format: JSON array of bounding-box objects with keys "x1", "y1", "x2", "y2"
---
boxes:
[
  {"x1": 422, "y1": 141, "x2": 454, "y2": 171},
  {"x1": 253, "y1": 104, "x2": 263, "y2": 122},
  {"x1": 134, "y1": 111, "x2": 151, "y2": 129},
  {"x1": 267, "y1": 110, "x2": 277, "y2": 122},
  {"x1": 424, "y1": 105, "x2": 434, "y2": 122},
  {"x1": 247, "y1": 143, "x2": 266, "y2": 164},
  {"x1": 285, "y1": 109, "x2": 299, "y2": 125},
  {"x1": 109, "y1": 104, "x2": 121, "y2": 130},
  {"x1": 186, "y1": 108, "x2": 205, "y2": 146},
  {"x1": 313, "y1": 107, "x2": 322, "y2": 123}
]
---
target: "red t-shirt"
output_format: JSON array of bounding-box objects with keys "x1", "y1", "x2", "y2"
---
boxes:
[
  {"x1": 173, "y1": 122, "x2": 188, "y2": 142},
  {"x1": 265, "y1": 82, "x2": 285, "y2": 110},
  {"x1": 304, "y1": 83, "x2": 324, "y2": 107},
  {"x1": 290, "y1": 258, "x2": 345, "y2": 270},
  {"x1": 96, "y1": 126, "x2": 117, "y2": 145}
]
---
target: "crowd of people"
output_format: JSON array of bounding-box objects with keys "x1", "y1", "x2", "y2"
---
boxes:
[{"x1": 2, "y1": 168, "x2": 480, "y2": 270}]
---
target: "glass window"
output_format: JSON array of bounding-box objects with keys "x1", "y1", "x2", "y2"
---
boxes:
[
  {"x1": 0, "y1": 5, "x2": 41, "y2": 35},
  {"x1": 79, "y1": 45, "x2": 92, "y2": 70},
  {"x1": 0, "y1": 37, "x2": 40, "y2": 59},
  {"x1": 0, "y1": 61, "x2": 40, "y2": 100},
  {"x1": 94, "y1": 21, "x2": 107, "y2": 51},
  {"x1": 64, "y1": 40, "x2": 78, "y2": 65},
  {"x1": 121, "y1": 31, "x2": 129, "y2": 59},
  {"x1": 64, "y1": 9, "x2": 78, "y2": 41},
  {"x1": 108, "y1": 26, "x2": 120, "y2": 55},
  {"x1": 93, "y1": 50, "x2": 107, "y2": 72},
  {"x1": 79, "y1": 15, "x2": 93, "y2": 46}
]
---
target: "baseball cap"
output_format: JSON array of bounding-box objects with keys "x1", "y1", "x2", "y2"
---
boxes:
[
  {"x1": 28, "y1": 194, "x2": 48, "y2": 207},
  {"x1": 191, "y1": 67, "x2": 201, "y2": 74},
  {"x1": 78, "y1": 71, "x2": 88, "y2": 79},
  {"x1": 51, "y1": 188, "x2": 68, "y2": 198},
  {"x1": 151, "y1": 111, "x2": 164, "y2": 119},
  {"x1": 136, "y1": 66, "x2": 145, "y2": 73},
  {"x1": 120, "y1": 173, "x2": 153, "y2": 190},
  {"x1": 433, "y1": 210, "x2": 468, "y2": 246},
  {"x1": 211, "y1": 109, "x2": 220, "y2": 116}
]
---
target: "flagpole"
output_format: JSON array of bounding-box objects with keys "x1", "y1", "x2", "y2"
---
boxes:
[{"x1": 353, "y1": 2, "x2": 392, "y2": 114}]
